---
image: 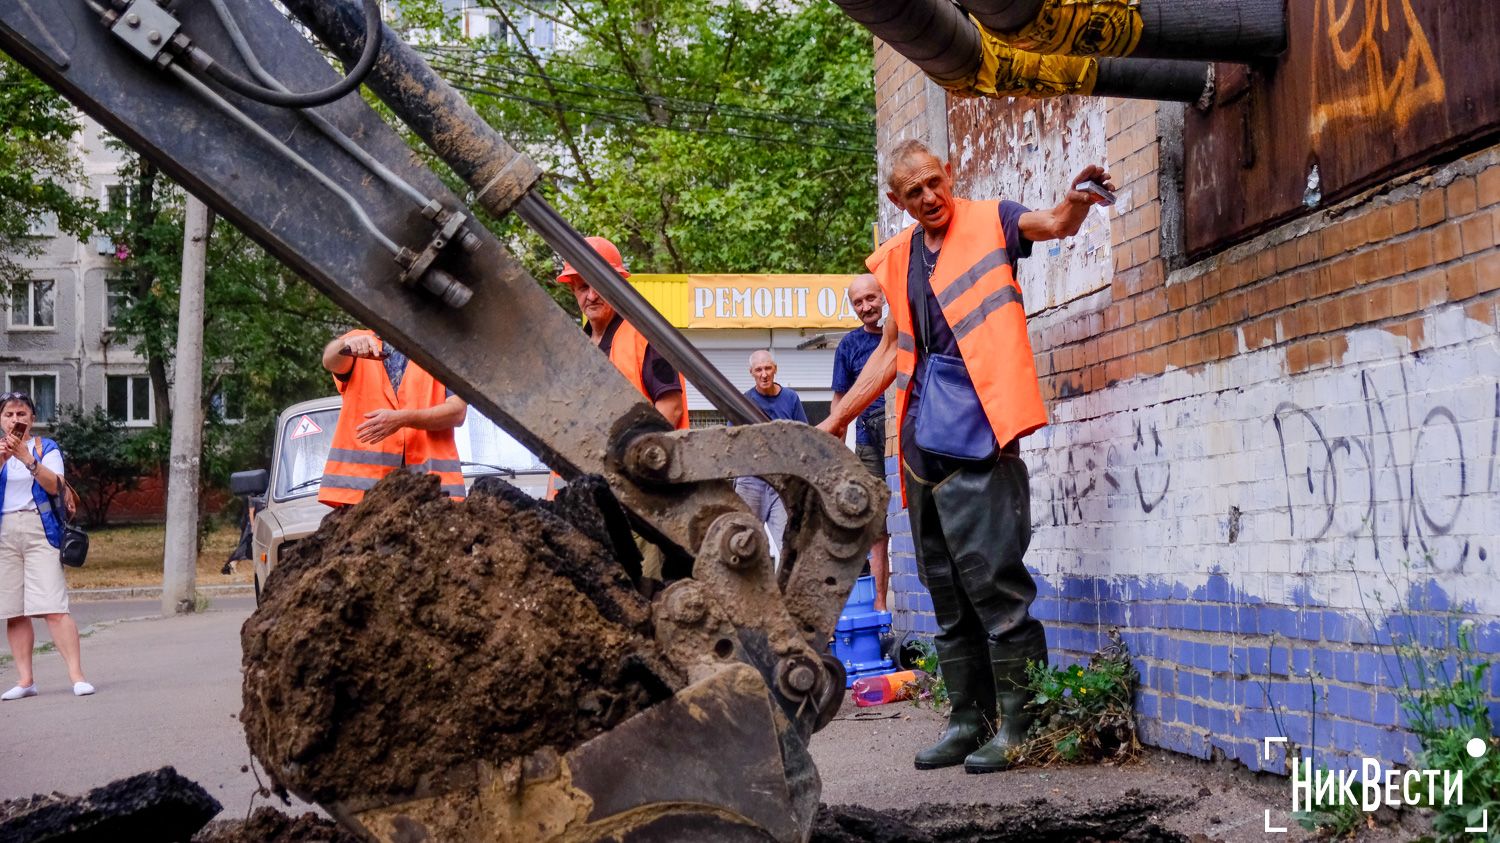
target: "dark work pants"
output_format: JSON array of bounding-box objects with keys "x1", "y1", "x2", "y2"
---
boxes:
[{"x1": 906, "y1": 452, "x2": 1047, "y2": 713}]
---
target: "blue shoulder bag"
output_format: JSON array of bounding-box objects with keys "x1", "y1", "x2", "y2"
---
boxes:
[{"x1": 911, "y1": 259, "x2": 998, "y2": 462}]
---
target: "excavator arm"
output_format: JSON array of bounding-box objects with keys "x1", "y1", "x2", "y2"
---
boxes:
[{"x1": 0, "y1": 0, "x2": 885, "y2": 839}]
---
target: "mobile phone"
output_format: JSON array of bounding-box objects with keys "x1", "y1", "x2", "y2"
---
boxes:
[
  {"x1": 11, "y1": 421, "x2": 28, "y2": 440},
  {"x1": 1076, "y1": 179, "x2": 1116, "y2": 206}
]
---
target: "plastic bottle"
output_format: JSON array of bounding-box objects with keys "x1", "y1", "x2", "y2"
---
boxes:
[{"x1": 851, "y1": 670, "x2": 923, "y2": 707}]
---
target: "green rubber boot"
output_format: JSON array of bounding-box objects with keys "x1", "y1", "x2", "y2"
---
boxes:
[
  {"x1": 962, "y1": 689, "x2": 1034, "y2": 773},
  {"x1": 914, "y1": 655, "x2": 994, "y2": 770}
]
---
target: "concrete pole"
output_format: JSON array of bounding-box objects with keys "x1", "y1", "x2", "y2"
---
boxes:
[{"x1": 162, "y1": 195, "x2": 212, "y2": 616}]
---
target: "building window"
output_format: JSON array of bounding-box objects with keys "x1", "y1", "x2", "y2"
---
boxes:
[
  {"x1": 25, "y1": 212, "x2": 59, "y2": 238},
  {"x1": 9, "y1": 279, "x2": 56, "y2": 329},
  {"x1": 105, "y1": 278, "x2": 133, "y2": 329},
  {"x1": 5, "y1": 374, "x2": 58, "y2": 424},
  {"x1": 210, "y1": 376, "x2": 246, "y2": 423},
  {"x1": 107, "y1": 375, "x2": 153, "y2": 425}
]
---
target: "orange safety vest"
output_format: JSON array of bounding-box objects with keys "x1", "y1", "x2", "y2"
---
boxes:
[
  {"x1": 869, "y1": 197, "x2": 1048, "y2": 504},
  {"x1": 546, "y1": 318, "x2": 690, "y2": 499},
  {"x1": 319, "y1": 331, "x2": 466, "y2": 506}
]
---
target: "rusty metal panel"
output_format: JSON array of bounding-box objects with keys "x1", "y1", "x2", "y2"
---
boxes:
[
  {"x1": 1185, "y1": 0, "x2": 1500, "y2": 255},
  {"x1": 948, "y1": 96, "x2": 1111, "y2": 312}
]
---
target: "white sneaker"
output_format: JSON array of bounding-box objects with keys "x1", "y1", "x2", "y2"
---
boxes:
[
  {"x1": 72, "y1": 681, "x2": 95, "y2": 697},
  {"x1": 2, "y1": 684, "x2": 37, "y2": 701}
]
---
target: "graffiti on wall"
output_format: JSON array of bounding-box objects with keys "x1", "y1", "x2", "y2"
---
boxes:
[
  {"x1": 1032, "y1": 347, "x2": 1498, "y2": 585},
  {"x1": 1310, "y1": 0, "x2": 1446, "y2": 139},
  {"x1": 1271, "y1": 375, "x2": 1495, "y2": 573}
]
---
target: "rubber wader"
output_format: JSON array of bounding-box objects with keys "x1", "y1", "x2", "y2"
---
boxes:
[{"x1": 906, "y1": 453, "x2": 1048, "y2": 772}]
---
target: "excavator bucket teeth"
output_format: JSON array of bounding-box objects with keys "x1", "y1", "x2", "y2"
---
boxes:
[{"x1": 336, "y1": 664, "x2": 816, "y2": 843}]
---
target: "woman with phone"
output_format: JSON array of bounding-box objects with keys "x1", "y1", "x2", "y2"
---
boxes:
[{"x1": 0, "y1": 391, "x2": 92, "y2": 700}]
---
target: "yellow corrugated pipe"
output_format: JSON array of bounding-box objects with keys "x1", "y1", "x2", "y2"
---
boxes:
[
  {"x1": 983, "y1": 0, "x2": 1145, "y2": 58},
  {"x1": 939, "y1": 16, "x2": 1100, "y2": 99}
]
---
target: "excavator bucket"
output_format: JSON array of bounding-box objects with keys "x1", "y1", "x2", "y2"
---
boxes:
[{"x1": 333, "y1": 666, "x2": 815, "y2": 843}]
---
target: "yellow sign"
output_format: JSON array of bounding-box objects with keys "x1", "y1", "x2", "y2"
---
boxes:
[{"x1": 684, "y1": 275, "x2": 863, "y2": 329}]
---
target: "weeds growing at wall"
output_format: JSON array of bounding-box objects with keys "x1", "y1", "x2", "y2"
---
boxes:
[
  {"x1": 1394, "y1": 620, "x2": 1500, "y2": 841},
  {"x1": 1008, "y1": 629, "x2": 1140, "y2": 766},
  {"x1": 903, "y1": 639, "x2": 949, "y2": 710}
]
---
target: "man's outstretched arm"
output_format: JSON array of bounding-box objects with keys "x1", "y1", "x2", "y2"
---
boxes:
[
  {"x1": 818, "y1": 317, "x2": 898, "y2": 438},
  {"x1": 1019, "y1": 164, "x2": 1116, "y2": 242}
]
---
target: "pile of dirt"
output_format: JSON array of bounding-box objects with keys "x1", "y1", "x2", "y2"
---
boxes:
[
  {"x1": 240, "y1": 472, "x2": 681, "y2": 805},
  {"x1": 194, "y1": 808, "x2": 358, "y2": 843},
  {"x1": 811, "y1": 792, "x2": 1190, "y2": 843},
  {"x1": 0, "y1": 767, "x2": 220, "y2": 843}
]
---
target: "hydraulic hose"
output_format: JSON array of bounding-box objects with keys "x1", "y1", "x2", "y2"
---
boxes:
[{"x1": 191, "y1": 0, "x2": 383, "y2": 108}]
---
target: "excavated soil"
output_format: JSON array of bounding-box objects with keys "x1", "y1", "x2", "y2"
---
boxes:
[
  {"x1": 240, "y1": 472, "x2": 680, "y2": 805},
  {"x1": 811, "y1": 792, "x2": 1190, "y2": 843},
  {"x1": 194, "y1": 808, "x2": 358, "y2": 843}
]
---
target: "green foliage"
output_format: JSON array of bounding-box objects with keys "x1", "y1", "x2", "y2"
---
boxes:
[
  {"x1": 102, "y1": 153, "x2": 351, "y2": 487},
  {"x1": 400, "y1": 0, "x2": 876, "y2": 281},
  {"x1": 49, "y1": 405, "x2": 151, "y2": 527},
  {"x1": 904, "y1": 638, "x2": 949, "y2": 710},
  {"x1": 1012, "y1": 630, "x2": 1140, "y2": 766},
  {"x1": 1393, "y1": 620, "x2": 1500, "y2": 841},
  {"x1": 0, "y1": 57, "x2": 99, "y2": 285}
]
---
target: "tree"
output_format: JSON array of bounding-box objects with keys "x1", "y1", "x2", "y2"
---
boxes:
[
  {"x1": 397, "y1": 0, "x2": 876, "y2": 283},
  {"x1": 49, "y1": 405, "x2": 147, "y2": 527},
  {"x1": 102, "y1": 153, "x2": 351, "y2": 488},
  {"x1": 0, "y1": 56, "x2": 98, "y2": 286}
]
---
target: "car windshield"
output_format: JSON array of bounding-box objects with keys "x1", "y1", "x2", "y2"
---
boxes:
[
  {"x1": 457, "y1": 412, "x2": 549, "y2": 476},
  {"x1": 274, "y1": 409, "x2": 339, "y2": 501},
  {"x1": 272, "y1": 405, "x2": 547, "y2": 500}
]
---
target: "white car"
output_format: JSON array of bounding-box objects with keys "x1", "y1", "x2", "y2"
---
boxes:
[{"x1": 229, "y1": 395, "x2": 549, "y2": 601}]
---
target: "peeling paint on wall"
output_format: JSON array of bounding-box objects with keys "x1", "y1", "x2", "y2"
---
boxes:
[{"x1": 947, "y1": 96, "x2": 1111, "y2": 313}]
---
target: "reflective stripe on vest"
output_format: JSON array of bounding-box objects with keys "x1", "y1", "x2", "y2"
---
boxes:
[
  {"x1": 867, "y1": 197, "x2": 1048, "y2": 505},
  {"x1": 318, "y1": 330, "x2": 465, "y2": 506}
]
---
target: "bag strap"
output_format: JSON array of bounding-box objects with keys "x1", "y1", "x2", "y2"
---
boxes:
[
  {"x1": 913, "y1": 231, "x2": 935, "y2": 357},
  {"x1": 30, "y1": 440, "x2": 79, "y2": 522}
]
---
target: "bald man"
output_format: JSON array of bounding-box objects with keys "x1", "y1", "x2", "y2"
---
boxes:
[
  {"x1": 829, "y1": 274, "x2": 891, "y2": 610},
  {"x1": 735, "y1": 349, "x2": 808, "y2": 566}
]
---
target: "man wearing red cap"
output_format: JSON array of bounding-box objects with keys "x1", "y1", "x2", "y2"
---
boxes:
[
  {"x1": 554, "y1": 237, "x2": 688, "y2": 581},
  {"x1": 556, "y1": 237, "x2": 687, "y2": 429}
]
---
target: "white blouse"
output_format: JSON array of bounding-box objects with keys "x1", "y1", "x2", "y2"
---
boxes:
[{"x1": 2, "y1": 442, "x2": 66, "y2": 514}]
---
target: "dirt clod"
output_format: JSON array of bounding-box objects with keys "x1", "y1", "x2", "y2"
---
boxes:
[
  {"x1": 240, "y1": 472, "x2": 680, "y2": 805},
  {"x1": 193, "y1": 808, "x2": 359, "y2": 843},
  {"x1": 0, "y1": 766, "x2": 220, "y2": 843},
  {"x1": 811, "y1": 792, "x2": 1190, "y2": 843}
]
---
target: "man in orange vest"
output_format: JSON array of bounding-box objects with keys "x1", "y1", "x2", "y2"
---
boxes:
[
  {"x1": 318, "y1": 330, "x2": 468, "y2": 507},
  {"x1": 819, "y1": 139, "x2": 1113, "y2": 774},
  {"x1": 554, "y1": 236, "x2": 688, "y2": 581},
  {"x1": 555, "y1": 236, "x2": 688, "y2": 430}
]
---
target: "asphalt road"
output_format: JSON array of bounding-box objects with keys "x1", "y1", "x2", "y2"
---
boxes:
[
  {"x1": 25, "y1": 596, "x2": 258, "y2": 644},
  {"x1": 0, "y1": 603, "x2": 317, "y2": 820}
]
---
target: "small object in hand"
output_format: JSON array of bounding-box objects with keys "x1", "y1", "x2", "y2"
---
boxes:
[
  {"x1": 339, "y1": 346, "x2": 389, "y2": 360},
  {"x1": 1076, "y1": 179, "x2": 1115, "y2": 206}
]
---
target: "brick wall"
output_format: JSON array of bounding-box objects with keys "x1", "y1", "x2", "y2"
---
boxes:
[{"x1": 874, "y1": 46, "x2": 1500, "y2": 772}]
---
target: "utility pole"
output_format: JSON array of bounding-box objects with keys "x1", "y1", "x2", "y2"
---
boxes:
[{"x1": 162, "y1": 195, "x2": 212, "y2": 616}]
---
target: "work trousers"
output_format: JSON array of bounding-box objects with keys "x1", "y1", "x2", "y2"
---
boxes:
[{"x1": 905, "y1": 452, "x2": 1047, "y2": 712}]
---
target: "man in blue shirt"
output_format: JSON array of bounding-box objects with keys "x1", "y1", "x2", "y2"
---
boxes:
[
  {"x1": 736, "y1": 349, "x2": 807, "y2": 567},
  {"x1": 829, "y1": 274, "x2": 890, "y2": 610},
  {"x1": 834, "y1": 276, "x2": 888, "y2": 609}
]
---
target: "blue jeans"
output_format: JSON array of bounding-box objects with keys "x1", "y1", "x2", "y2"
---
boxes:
[{"x1": 733, "y1": 477, "x2": 787, "y2": 566}]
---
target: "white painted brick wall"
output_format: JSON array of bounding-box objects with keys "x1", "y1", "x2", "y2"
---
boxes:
[{"x1": 1026, "y1": 307, "x2": 1500, "y2": 616}]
